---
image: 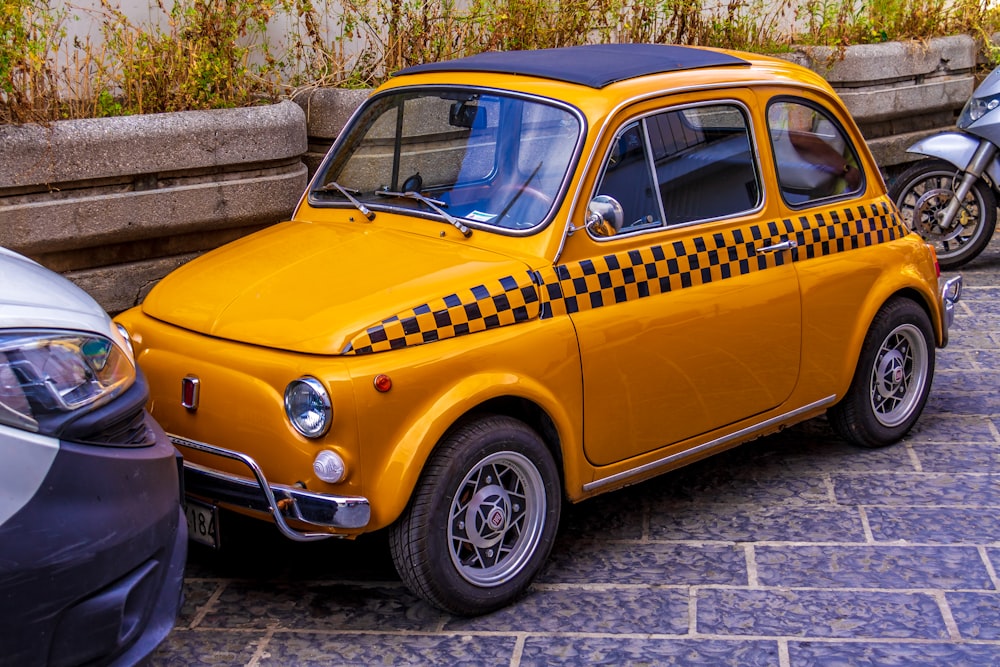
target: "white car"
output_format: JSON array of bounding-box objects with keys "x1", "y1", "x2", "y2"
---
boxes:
[{"x1": 0, "y1": 247, "x2": 186, "y2": 666}]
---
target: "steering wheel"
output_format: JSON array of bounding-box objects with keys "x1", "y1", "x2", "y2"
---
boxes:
[{"x1": 493, "y1": 185, "x2": 554, "y2": 229}]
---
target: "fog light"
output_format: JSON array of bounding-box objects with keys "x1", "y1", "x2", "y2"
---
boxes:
[{"x1": 313, "y1": 450, "x2": 346, "y2": 483}]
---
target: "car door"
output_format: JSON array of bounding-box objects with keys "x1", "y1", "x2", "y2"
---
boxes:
[{"x1": 554, "y1": 92, "x2": 803, "y2": 467}]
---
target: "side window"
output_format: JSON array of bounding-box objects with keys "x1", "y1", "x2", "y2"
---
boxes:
[
  {"x1": 593, "y1": 103, "x2": 760, "y2": 236},
  {"x1": 648, "y1": 104, "x2": 759, "y2": 225},
  {"x1": 595, "y1": 122, "x2": 661, "y2": 230},
  {"x1": 768, "y1": 99, "x2": 864, "y2": 206}
]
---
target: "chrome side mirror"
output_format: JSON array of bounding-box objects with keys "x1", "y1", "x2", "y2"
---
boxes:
[{"x1": 585, "y1": 195, "x2": 624, "y2": 237}]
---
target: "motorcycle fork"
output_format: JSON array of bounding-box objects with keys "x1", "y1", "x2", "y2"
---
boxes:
[{"x1": 939, "y1": 140, "x2": 998, "y2": 230}]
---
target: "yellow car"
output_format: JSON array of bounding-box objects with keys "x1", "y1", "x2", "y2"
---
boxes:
[{"x1": 116, "y1": 44, "x2": 963, "y2": 615}]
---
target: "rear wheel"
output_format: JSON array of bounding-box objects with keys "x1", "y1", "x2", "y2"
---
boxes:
[
  {"x1": 891, "y1": 158, "x2": 996, "y2": 269},
  {"x1": 829, "y1": 298, "x2": 935, "y2": 448},
  {"x1": 389, "y1": 415, "x2": 561, "y2": 615}
]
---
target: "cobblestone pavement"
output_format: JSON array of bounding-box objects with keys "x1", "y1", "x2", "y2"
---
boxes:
[{"x1": 148, "y1": 238, "x2": 1000, "y2": 667}]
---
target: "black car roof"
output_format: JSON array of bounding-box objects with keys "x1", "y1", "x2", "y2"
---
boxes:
[{"x1": 393, "y1": 44, "x2": 751, "y2": 89}]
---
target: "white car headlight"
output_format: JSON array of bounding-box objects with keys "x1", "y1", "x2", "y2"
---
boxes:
[
  {"x1": 284, "y1": 376, "x2": 332, "y2": 438},
  {"x1": 0, "y1": 330, "x2": 135, "y2": 432}
]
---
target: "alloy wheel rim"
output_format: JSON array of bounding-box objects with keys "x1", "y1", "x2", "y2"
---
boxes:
[
  {"x1": 447, "y1": 451, "x2": 546, "y2": 587},
  {"x1": 868, "y1": 323, "x2": 928, "y2": 427}
]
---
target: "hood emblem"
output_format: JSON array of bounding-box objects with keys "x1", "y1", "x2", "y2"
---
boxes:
[{"x1": 181, "y1": 375, "x2": 201, "y2": 411}]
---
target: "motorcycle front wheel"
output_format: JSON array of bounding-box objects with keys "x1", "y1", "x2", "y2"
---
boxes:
[{"x1": 890, "y1": 158, "x2": 997, "y2": 269}]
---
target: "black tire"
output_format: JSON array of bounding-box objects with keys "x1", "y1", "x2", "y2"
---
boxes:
[
  {"x1": 891, "y1": 158, "x2": 997, "y2": 269},
  {"x1": 829, "y1": 298, "x2": 935, "y2": 448},
  {"x1": 389, "y1": 415, "x2": 561, "y2": 615}
]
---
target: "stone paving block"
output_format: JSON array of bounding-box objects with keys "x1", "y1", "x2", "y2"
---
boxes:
[
  {"x1": 257, "y1": 632, "x2": 518, "y2": 666},
  {"x1": 913, "y1": 441, "x2": 1000, "y2": 473},
  {"x1": 196, "y1": 581, "x2": 444, "y2": 632},
  {"x1": 947, "y1": 592, "x2": 1000, "y2": 640},
  {"x1": 696, "y1": 589, "x2": 950, "y2": 639},
  {"x1": 925, "y1": 390, "x2": 1000, "y2": 415},
  {"x1": 968, "y1": 349, "x2": 1000, "y2": 368},
  {"x1": 754, "y1": 545, "x2": 995, "y2": 590},
  {"x1": 147, "y1": 628, "x2": 266, "y2": 666},
  {"x1": 177, "y1": 579, "x2": 223, "y2": 627},
  {"x1": 643, "y1": 468, "x2": 833, "y2": 506},
  {"x1": 831, "y1": 472, "x2": 999, "y2": 506},
  {"x1": 937, "y1": 326, "x2": 999, "y2": 346},
  {"x1": 518, "y1": 637, "x2": 780, "y2": 666},
  {"x1": 540, "y1": 541, "x2": 747, "y2": 586},
  {"x1": 934, "y1": 349, "x2": 980, "y2": 371},
  {"x1": 196, "y1": 581, "x2": 307, "y2": 630},
  {"x1": 866, "y1": 507, "x2": 1000, "y2": 544},
  {"x1": 904, "y1": 413, "x2": 997, "y2": 445},
  {"x1": 558, "y1": 493, "x2": 647, "y2": 540},
  {"x1": 930, "y1": 370, "x2": 1000, "y2": 394},
  {"x1": 647, "y1": 505, "x2": 865, "y2": 543},
  {"x1": 788, "y1": 640, "x2": 1000, "y2": 665},
  {"x1": 707, "y1": 422, "x2": 918, "y2": 475},
  {"x1": 743, "y1": 438, "x2": 915, "y2": 475},
  {"x1": 443, "y1": 586, "x2": 690, "y2": 634},
  {"x1": 959, "y1": 292, "x2": 1000, "y2": 315}
]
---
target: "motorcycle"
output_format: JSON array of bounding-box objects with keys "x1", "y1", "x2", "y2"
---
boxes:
[{"x1": 890, "y1": 64, "x2": 1000, "y2": 269}]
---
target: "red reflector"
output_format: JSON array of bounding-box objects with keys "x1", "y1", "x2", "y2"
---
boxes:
[
  {"x1": 373, "y1": 374, "x2": 392, "y2": 393},
  {"x1": 181, "y1": 375, "x2": 200, "y2": 410}
]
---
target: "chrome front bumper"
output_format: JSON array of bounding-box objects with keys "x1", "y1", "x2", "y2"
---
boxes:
[
  {"x1": 170, "y1": 435, "x2": 371, "y2": 542},
  {"x1": 939, "y1": 274, "x2": 963, "y2": 347}
]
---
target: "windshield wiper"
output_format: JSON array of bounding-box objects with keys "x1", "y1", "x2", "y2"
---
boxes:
[
  {"x1": 315, "y1": 181, "x2": 376, "y2": 221},
  {"x1": 377, "y1": 190, "x2": 471, "y2": 237}
]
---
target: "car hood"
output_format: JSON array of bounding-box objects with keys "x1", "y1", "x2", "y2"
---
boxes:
[
  {"x1": 0, "y1": 247, "x2": 113, "y2": 336},
  {"x1": 140, "y1": 220, "x2": 543, "y2": 355}
]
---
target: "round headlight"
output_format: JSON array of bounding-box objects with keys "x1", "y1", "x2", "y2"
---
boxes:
[{"x1": 284, "y1": 377, "x2": 331, "y2": 438}]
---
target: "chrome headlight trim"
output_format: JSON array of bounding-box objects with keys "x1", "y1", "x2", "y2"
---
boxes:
[{"x1": 284, "y1": 376, "x2": 332, "y2": 438}]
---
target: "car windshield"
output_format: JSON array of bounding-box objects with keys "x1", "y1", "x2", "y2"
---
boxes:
[{"x1": 310, "y1": 88, "x2": 582, "y2": 233}]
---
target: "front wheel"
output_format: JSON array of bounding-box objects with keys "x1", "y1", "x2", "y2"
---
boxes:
[
  {"x1": 389, "y1": 415, "x2": 561, "y2": 615},
  {"x1": 891, "y1": 158, "x2": 997, "y2": 269},
  {"x1": 829, "y1": 298, "x2": 935, "y2": 448}
]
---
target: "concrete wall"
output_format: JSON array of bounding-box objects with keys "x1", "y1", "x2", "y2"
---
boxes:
[
  {"x1": 0, "y1": 101, "x2": 308, "y2": 313},
  {"x1": 783, "y1": 35, "x2": 978, "y2": 174}
]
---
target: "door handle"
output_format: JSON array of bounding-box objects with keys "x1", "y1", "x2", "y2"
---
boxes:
[{"x1": 756, "y1": 240, "x2": 798, "y2": 254}]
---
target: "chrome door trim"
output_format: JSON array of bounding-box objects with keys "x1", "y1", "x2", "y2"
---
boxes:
[{"x1": 582, "y1": 395, "x2": 837, "y2": 493}]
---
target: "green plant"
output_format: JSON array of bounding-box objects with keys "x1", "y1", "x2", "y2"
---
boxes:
[
  {"x1": 93, "y1": 0, "x2": 283, "y2": 114},
  {"x1": 0, "y1": 0, "x2": 67, "y2": 123},
  {"x1": 2, "y1": 0, "x2": 999, "y2": 123}
]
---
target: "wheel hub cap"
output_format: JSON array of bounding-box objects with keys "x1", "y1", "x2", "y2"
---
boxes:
[
  {"x1": 465, "y1": 484, "x2": 511, "y2": 549},
  {"x1": 876, "y1": 349, "x2": 907, "y2": 397},
  {"x1": 868, "y1": 323, "x2": 928, "y2": 428}
]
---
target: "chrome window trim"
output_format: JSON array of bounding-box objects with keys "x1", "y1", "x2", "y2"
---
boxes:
[
  {"x1": 557, "y1": 79, "x2": 835, "y2": 261},
  {"x1": 305, "y1": 85, "x2": 588, "y2": 238},
  {"x1": 586, "y1": 98, "x2": 764, "y2": 242}
]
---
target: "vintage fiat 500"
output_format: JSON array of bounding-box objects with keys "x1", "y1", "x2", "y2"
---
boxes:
[{"x1": 116, "y1": 44, "x2": 962, "y2": 615}]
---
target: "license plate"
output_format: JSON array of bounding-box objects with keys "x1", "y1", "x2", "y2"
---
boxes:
[{"x1": 185, "y1": 499, "x2": 219, "y2": 548}]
